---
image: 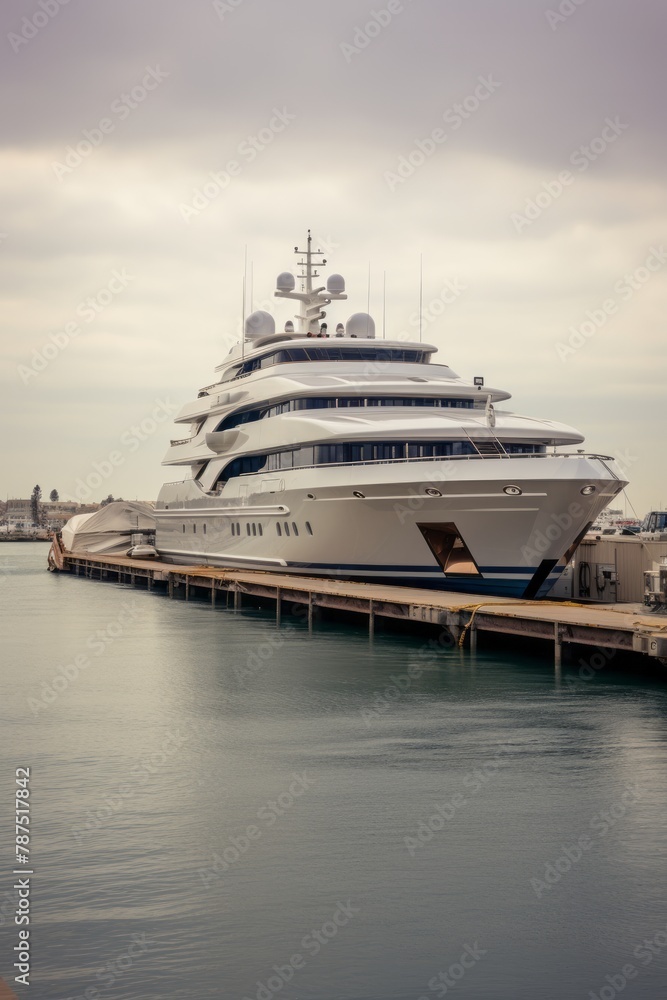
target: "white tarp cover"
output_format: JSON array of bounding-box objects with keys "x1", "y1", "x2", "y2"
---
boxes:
[{"x1": 61, "y1": 501, "x2": 156, "y2": 554}]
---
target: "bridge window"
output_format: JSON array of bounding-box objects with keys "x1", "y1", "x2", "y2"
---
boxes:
[{"x1": 220, "y1": 346, "x2": 431, "y2": 381}]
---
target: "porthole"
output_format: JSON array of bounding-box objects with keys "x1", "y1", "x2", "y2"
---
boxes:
[
  {"x1": 306, "y1": 493, "x2": 315, "y2": 499},
  {"x1": 503, "y1": 485, "x2": 523, "y2": 496},
  {"x1": 305, "y1": 521, "x2": 313, "y2": 535},
  {"x1": 182, "y1": 524, "x2": 185, "y2": 533},
  {"x1": 425, "y1": 488, "x2": 441, "y2": 497},
  {"x1": 203, "y1": 524, "x2": 207, "y2": 534},
  {"x1": 246, "y1": 523, "x2": 251, "y2": 535},
  {"x1": 276, "y1": 523, "x2": 282, "y2": 537},
  {"x1": 292, "y1": 522, "x2": 298, "y2": 536},
  {"x1": 284, "y1": 522, "x2": 290, "y2": 536},
  {"x1": 258, "y1": 524, "x2": 263, "y2": 537},
  {"x1": 193, "y1": 524, "x2": 197, "y2": 533},
  {"x1": 353, "y1": 491, "x2": 365, "y2": 499},
  {"x1": 580, "y1": 485, "x2": 597, "y2": 495},
  {"x1": 252, "y1": 523, "x2": 257, "y2": 536}
]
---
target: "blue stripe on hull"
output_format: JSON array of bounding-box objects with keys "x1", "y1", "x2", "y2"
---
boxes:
[
  {"x1": 159, "y1": 551, "x2": 564, "y2": 599},
  {"x1": 357, "y1": 575, "x2": 533, "y2": 598}
]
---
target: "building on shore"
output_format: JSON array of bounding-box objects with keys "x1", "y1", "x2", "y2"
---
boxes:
[{"x1": 0, "y1": 498, "x2": 101, "y2": 532}]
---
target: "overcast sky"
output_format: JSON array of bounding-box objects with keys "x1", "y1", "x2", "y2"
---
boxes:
[{"x1": 1, "y1": 0, "x2": 666, "y2": 513}]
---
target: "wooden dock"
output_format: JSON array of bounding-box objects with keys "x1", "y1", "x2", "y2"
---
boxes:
[{"x1": 47, "y1": 537, "x2": 667, "y2": 667}]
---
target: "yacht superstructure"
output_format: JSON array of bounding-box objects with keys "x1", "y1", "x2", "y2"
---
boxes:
[{"x1": 155, "y1": 234, "x2": 627, "y2": 597}]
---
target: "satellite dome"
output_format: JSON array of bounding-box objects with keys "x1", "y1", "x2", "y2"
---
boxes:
[
  {"x1": 245, "y1": 310, "x2": 275, "y2": 339},
  {"x1": 327, "y1": 273, "x2": 345, "y2": 294},
  {"x1": 346, "y1": 313, "x2": 375, "y2": 339},
  {"x1": 276, "y1": 271, "x2": 295, "y2": 292}
]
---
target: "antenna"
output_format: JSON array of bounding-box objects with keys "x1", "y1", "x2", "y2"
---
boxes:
[
  {"x1": 367, "y1": 261, "x2": 371, "y2": 336},
  {"x1": 275, "y1": 230, "x2": 346, "y2": 334},
  {"x1": 382, "y1": 269, "x2": 386, "y2": 340},
  {"x1": 249, "y1": 260, "x2": 254, "y2": 313},
  {"x1": 418, "y1": 253, "x2": 423, "y2": 343},
  {"x1": 241, "y1": 244, "x2": 247, "y2": 360}
]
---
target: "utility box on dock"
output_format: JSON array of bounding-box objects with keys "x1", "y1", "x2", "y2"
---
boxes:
[{"x1": 566, "y1": 538, "x2": 667, "y2": 604}]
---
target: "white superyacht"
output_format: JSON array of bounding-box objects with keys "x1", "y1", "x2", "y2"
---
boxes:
[{"x1": 155, "y1": 234, "x2": 627, "y2": 598}]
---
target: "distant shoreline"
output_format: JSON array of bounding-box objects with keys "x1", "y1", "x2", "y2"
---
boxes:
[{"x1": 0, "y1": 535, "x2": 50, "y2": 542}]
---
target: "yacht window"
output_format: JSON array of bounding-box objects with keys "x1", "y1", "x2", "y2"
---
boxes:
[
  {"x1": 306, "y1": 521, "x2": 313, "y2": 535},
  {"x1": 193, "y1": 524, "x2": 196, "y2": 533},
  {"x1": 284, "y1": 522, "x2": 290, "y2": 536},
  {"x1": 292, "y1": 522, "x2": 298, "y2": 536},
  {"x1": 258, "y1": 524, "x2": 263, "y2": 537},
  {"x1": 276, "y1": 523, "x2": 282, "y2": 536},
  {"x1": 216, "y1": 395, "x2": 474, "y2": 431},
  {"x1": 246, "y1": 523, "x2": 251, "y2": 535},
  {"x1": 213, "y1": 440, "x2": 545, "y2": 487},
  {"x1": 219, "y1": 347, "x2": 430, "y2": 381}
]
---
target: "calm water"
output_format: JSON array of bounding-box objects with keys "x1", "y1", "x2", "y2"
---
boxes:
[{"x1": 1, "y1": 543, "x2": 667, "y2": 1000}]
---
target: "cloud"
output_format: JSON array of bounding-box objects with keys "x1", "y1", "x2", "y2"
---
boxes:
[{"x1": 0, "y1": 0, "x2": 665, "y2": 509}]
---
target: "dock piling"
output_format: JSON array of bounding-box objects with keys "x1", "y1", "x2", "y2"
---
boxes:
[
  {"x1": 554, "y1": 622, "x2": 562, "y2": 667},
  {"x1": 45, "y1": 547, "x2": 667, "y2": 668}
]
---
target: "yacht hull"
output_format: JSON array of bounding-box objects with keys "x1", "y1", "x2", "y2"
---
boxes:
[{"x1": 156, "y1": 454, "x2": 626, "y2": 598}]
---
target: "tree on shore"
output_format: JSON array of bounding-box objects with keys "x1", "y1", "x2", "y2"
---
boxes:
[
  {"x1": 49, "y1": 489, "x2": 59, "y2": 502},
  {"x1": 30, "y1": 485, "x2": 42, "y2": 526}
]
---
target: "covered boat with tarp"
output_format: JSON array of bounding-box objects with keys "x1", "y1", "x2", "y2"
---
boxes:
[{"x1": 60, "y1": 501, "x2": 156, "y2": 555}]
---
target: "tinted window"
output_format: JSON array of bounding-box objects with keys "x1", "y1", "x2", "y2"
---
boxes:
[
  {"x1": 215, "y1": 440, "x2": 545, "y2": 486},
  {"x1": 220, "y1": 347, "x2": 430, "y2": 380},
  {"x1": 217, "y1": 395, "x2": 474, "y2": 431}
]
